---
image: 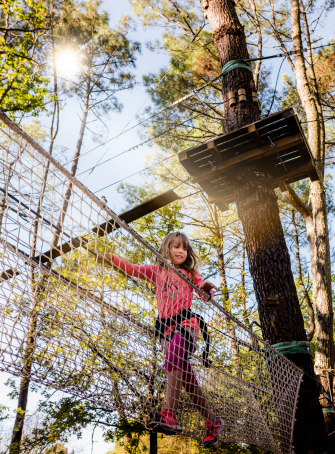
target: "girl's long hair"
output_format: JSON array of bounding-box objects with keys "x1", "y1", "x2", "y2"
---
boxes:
[{"x1": 157, "y1": 231, "x2": 198, "y2": 280}]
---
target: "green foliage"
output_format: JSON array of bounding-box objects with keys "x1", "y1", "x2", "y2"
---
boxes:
[
  {"x1": 0, "y1": 404, "x2": 10, "y2": 422},
  {"x1": 109, "y1": 431, "x2": 266, "y2": 454},
  {"x1": 44, "y1": 443, "x2": 73, "y2": 454},
  {"x1": 21, "y1": 397, "x2": 117, "y2": 453},
  {"x1": 0, "y1": 0, "x2": 50, "y2": 115},
  {"x1": 105, "y1": 418, "x2": 148, "y2": 454}
]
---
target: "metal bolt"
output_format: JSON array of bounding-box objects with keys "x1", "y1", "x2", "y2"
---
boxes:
[{"x1": 268, "y1": 136, "x2": 276, "y2": 148}]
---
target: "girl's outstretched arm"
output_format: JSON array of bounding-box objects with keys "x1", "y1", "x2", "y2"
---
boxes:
[{"x1": 96, "y1": 253, "x2": 157, "y2": 283}]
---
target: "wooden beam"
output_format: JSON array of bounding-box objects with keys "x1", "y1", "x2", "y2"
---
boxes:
[
  {"x1": 206, "y1": 162, "x2": 318, "y2": 205},
  {"x1": 0, "y1": 190, "x2": 181, "y2": 283},
  {"x1": 215, "y1": 200, "x2": 229, "y2": 212},
  {"x1": 274, "y1": 162, "x2": 318, "y2": 185},
  {"x1": 207, "y1": 140, "x2": 223, "y2": 162},
  {"x1": 248, "y1": 124, "x2": 263, "y2": 147},
  {"x1": 178, "y1": 149, "x2": 202, "y2": 175},
  {"x1": 191, "y1": 134, "x2": 303, "y2": 184},
  {"x1": 208, "y1": 190, "x2": 234, "y2": 204}
]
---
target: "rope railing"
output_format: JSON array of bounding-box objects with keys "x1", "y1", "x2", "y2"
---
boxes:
[{"x1": 0, "y1": 112, "x2": 302, "y2": 453}]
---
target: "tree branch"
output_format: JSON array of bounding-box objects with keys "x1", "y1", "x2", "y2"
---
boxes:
[{"x1": 281, "y1": 183, "x2": 312, "y2": 219}]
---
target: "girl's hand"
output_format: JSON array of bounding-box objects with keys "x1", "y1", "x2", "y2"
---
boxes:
[
  {"x1": 96, "y1": 253, "x2": 104, "y2": 263},
  {"x1": 96, "y1": 253, "x2": 111, "y2": 264},
  {"x1": 200, "y1": 281, "x2": 217, "y2": 293}
]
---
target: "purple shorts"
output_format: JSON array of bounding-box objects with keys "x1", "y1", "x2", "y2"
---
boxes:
[{"x1": 164, "y1": 332, "x2": 198, "y2": 393}]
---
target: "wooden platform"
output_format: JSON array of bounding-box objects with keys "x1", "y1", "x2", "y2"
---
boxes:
[{"x1": 178, "y1": 108, "x2": 319, "y2": 211}]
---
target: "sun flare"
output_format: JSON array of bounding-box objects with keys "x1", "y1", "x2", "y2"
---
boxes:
[{"x1": 55, "y1": 49, "x2": 79, "y2": 79}]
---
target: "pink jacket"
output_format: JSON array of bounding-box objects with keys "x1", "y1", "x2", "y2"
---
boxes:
[{"x1": 111, "y1": 255, "x2": 212, "y2": 334}]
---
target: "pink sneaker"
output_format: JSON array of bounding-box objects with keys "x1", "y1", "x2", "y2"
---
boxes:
[
  {"x1": 147, "y1": 409, "x2": 182, "y2": 433},
  {"x1": 203, "y1": 417, "x2": 224, "y2": 447}
]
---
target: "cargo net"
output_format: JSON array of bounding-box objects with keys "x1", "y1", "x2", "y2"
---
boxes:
[{"x1": 0, "y1": 113, "x2": 302, "y2": 454}]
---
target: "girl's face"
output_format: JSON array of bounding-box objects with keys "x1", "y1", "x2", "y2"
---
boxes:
[{"x1": 170, "y1": 239, "x2": 187, "y2": 267}]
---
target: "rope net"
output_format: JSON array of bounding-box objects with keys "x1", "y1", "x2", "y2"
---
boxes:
[{"x1": 0, "y1": 113, "x2": 302, "y2": 454}]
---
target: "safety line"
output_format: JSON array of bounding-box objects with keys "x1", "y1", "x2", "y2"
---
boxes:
[
  {"x1": 87, "y1": 22, "x2": 206, "y2": 177},
  {"x1": 56, "y1": 44, "x2": 335, "y2": 172}
]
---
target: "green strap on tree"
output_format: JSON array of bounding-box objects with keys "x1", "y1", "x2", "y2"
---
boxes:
[
  {"x1": 322, "y1": 407, "x2": 335, "y2": 414},
  {"x1": 271, "y1": 341, "x2": 313, "y2": 357},
  {"x1": 221, "y1": 59, "x2": 253, "y2": 79}
]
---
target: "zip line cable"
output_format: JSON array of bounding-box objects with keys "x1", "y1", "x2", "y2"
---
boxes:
[
  {"x1": 77, "y1": 107, "x2": 213, "y2": 179},
  {"x1": 14, "y1": 106, "x2": 217, "y2": 202},
  {"x1": 94, "y1": 154, "x2": 176, "y2": 193},
  {"x1": 267, "y1": 58, "x2": 285, "y2": 116},
  {"x1": 58, "y1": 44, "x2": 335, "y2": 173},
  {"x1": 86, "y1": 23, "x2": 206, "y2": 177},
  {"x1": 14, "y1": 43, "x2": 335, "y2": 195},
  {"x1": 301, "y1": 116, "x2": 335, "y2": 124}
]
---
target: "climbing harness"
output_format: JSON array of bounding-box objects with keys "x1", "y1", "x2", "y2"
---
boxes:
[{"x1": 155, "y1": 307, "x2": 211, "y2": 366}]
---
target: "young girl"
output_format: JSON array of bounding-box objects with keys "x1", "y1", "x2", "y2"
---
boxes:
[{"x1": 97, "y1": 231, "x2": 224, "y2": 448}]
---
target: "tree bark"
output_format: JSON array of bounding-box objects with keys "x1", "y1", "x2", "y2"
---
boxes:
[
  {"x1": 234, "y1": 165, "x2": 327, "y2": 452},
  {"x1": 289, "y1": 0, "x2": 334, "y2": 432},
  {"x1": 240, "y1": 241, "x2": 251, "y2": 329},
  {"x1": 202, "y1": 0, "x2": 259, "y2": 134},
  {"x1": 49, "y1": 71, "x2": 91, "y2": 251},
  {"x1": 204, "y1": 0, "x2": 328, "y2": 451},
  {"x1": 9, "y1": 24, "x2": 60, "y2": 452},
  {"x1": 292, "y1": 210, "x2": 315, "y2": 341}
]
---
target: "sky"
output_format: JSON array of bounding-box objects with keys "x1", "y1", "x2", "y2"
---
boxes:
[{"x1": 1, "y1": 1, "x2": 335, "y2": 453}]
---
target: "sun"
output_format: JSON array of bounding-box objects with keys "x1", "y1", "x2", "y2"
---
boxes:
[{"x1": 55, "y1": 49, "x2": 80, "y2": 79}]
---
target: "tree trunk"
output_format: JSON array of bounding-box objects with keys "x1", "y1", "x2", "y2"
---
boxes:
[
  {"x1": 217, "y1": 241, "x2": 229, "y2": 304},
  {"x1": 240, "y1": 241, "x2": 251, "y2": 329},
  {"x1": 9, "y1": 25, "x2": 60, "y2": 452},
  {"x1": 234, "y1": 166, "x2": 327, "y2": 452},
  {"x1": 202, "y1": 0, "x2": 259, "y2": 134},
  {"x1": 204, "y1": 0, "x2": 328, "y2": 451},
  {"x1": 50, "y1": 72, "x2": 91, "y2": 251},
  {"x1": 289, "y1": 0, "x2": 334, "y2": 431},
  {"x1": 292, "y1": 210, "x2": 315, "y2": 341}
]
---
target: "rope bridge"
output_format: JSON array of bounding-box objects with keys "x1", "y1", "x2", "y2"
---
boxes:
[{"x1": 0, "y1": 112, "x2": 302, "y2": 453}]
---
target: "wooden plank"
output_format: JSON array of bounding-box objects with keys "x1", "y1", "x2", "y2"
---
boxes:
[
  {"x1": 178, "y1": 150, "x2": 203, "y2": 175},
  {"x1": 191, "y1": 134, "x2": 303, "y2": 183},
  {"x1": 215, "y1": 200, "x2": 229, "y2": 212},
  {"x1": 120, "y1": 189, "x2": 180, "y2": 224},
  {"x1": 248, "y1": 124, "x2": 263, "y2": 147},
  {"x1": 207, "y1": 162, "x2": 318, "y2": 203},
  {"x1": 207, "y1": 140, "x2": 224, "y2": 162},
  {"x1": 177, "y1": 109, "x2": 294, "y2": 168},
  {"x1": 282, "y1": 109, "x2": 300, "y2": 135},
  {"x1": 208, "y1": 189, "x2": 234, "y2": 204},
  {"x1": 199, "y1": 180, "x2": 225, "y2": 198},
  {"x1": 0, "y1": 268, "x2": 17, "y2": 282},
  {"x1": 0, "y1": 190, "x2": 181, "y2": 283},
  {"x1": 274, "y1": 161, "x2": 316, "y2": 185}
]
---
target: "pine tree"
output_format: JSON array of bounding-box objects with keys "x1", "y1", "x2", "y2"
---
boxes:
[{"x1": 203, "y1": 0, "x2": 328, "y2": 451}]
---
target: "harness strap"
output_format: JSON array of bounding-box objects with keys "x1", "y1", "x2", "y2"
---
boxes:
[{"x1": 154, "y1": 308, "x2": 211, "y2": 367}]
